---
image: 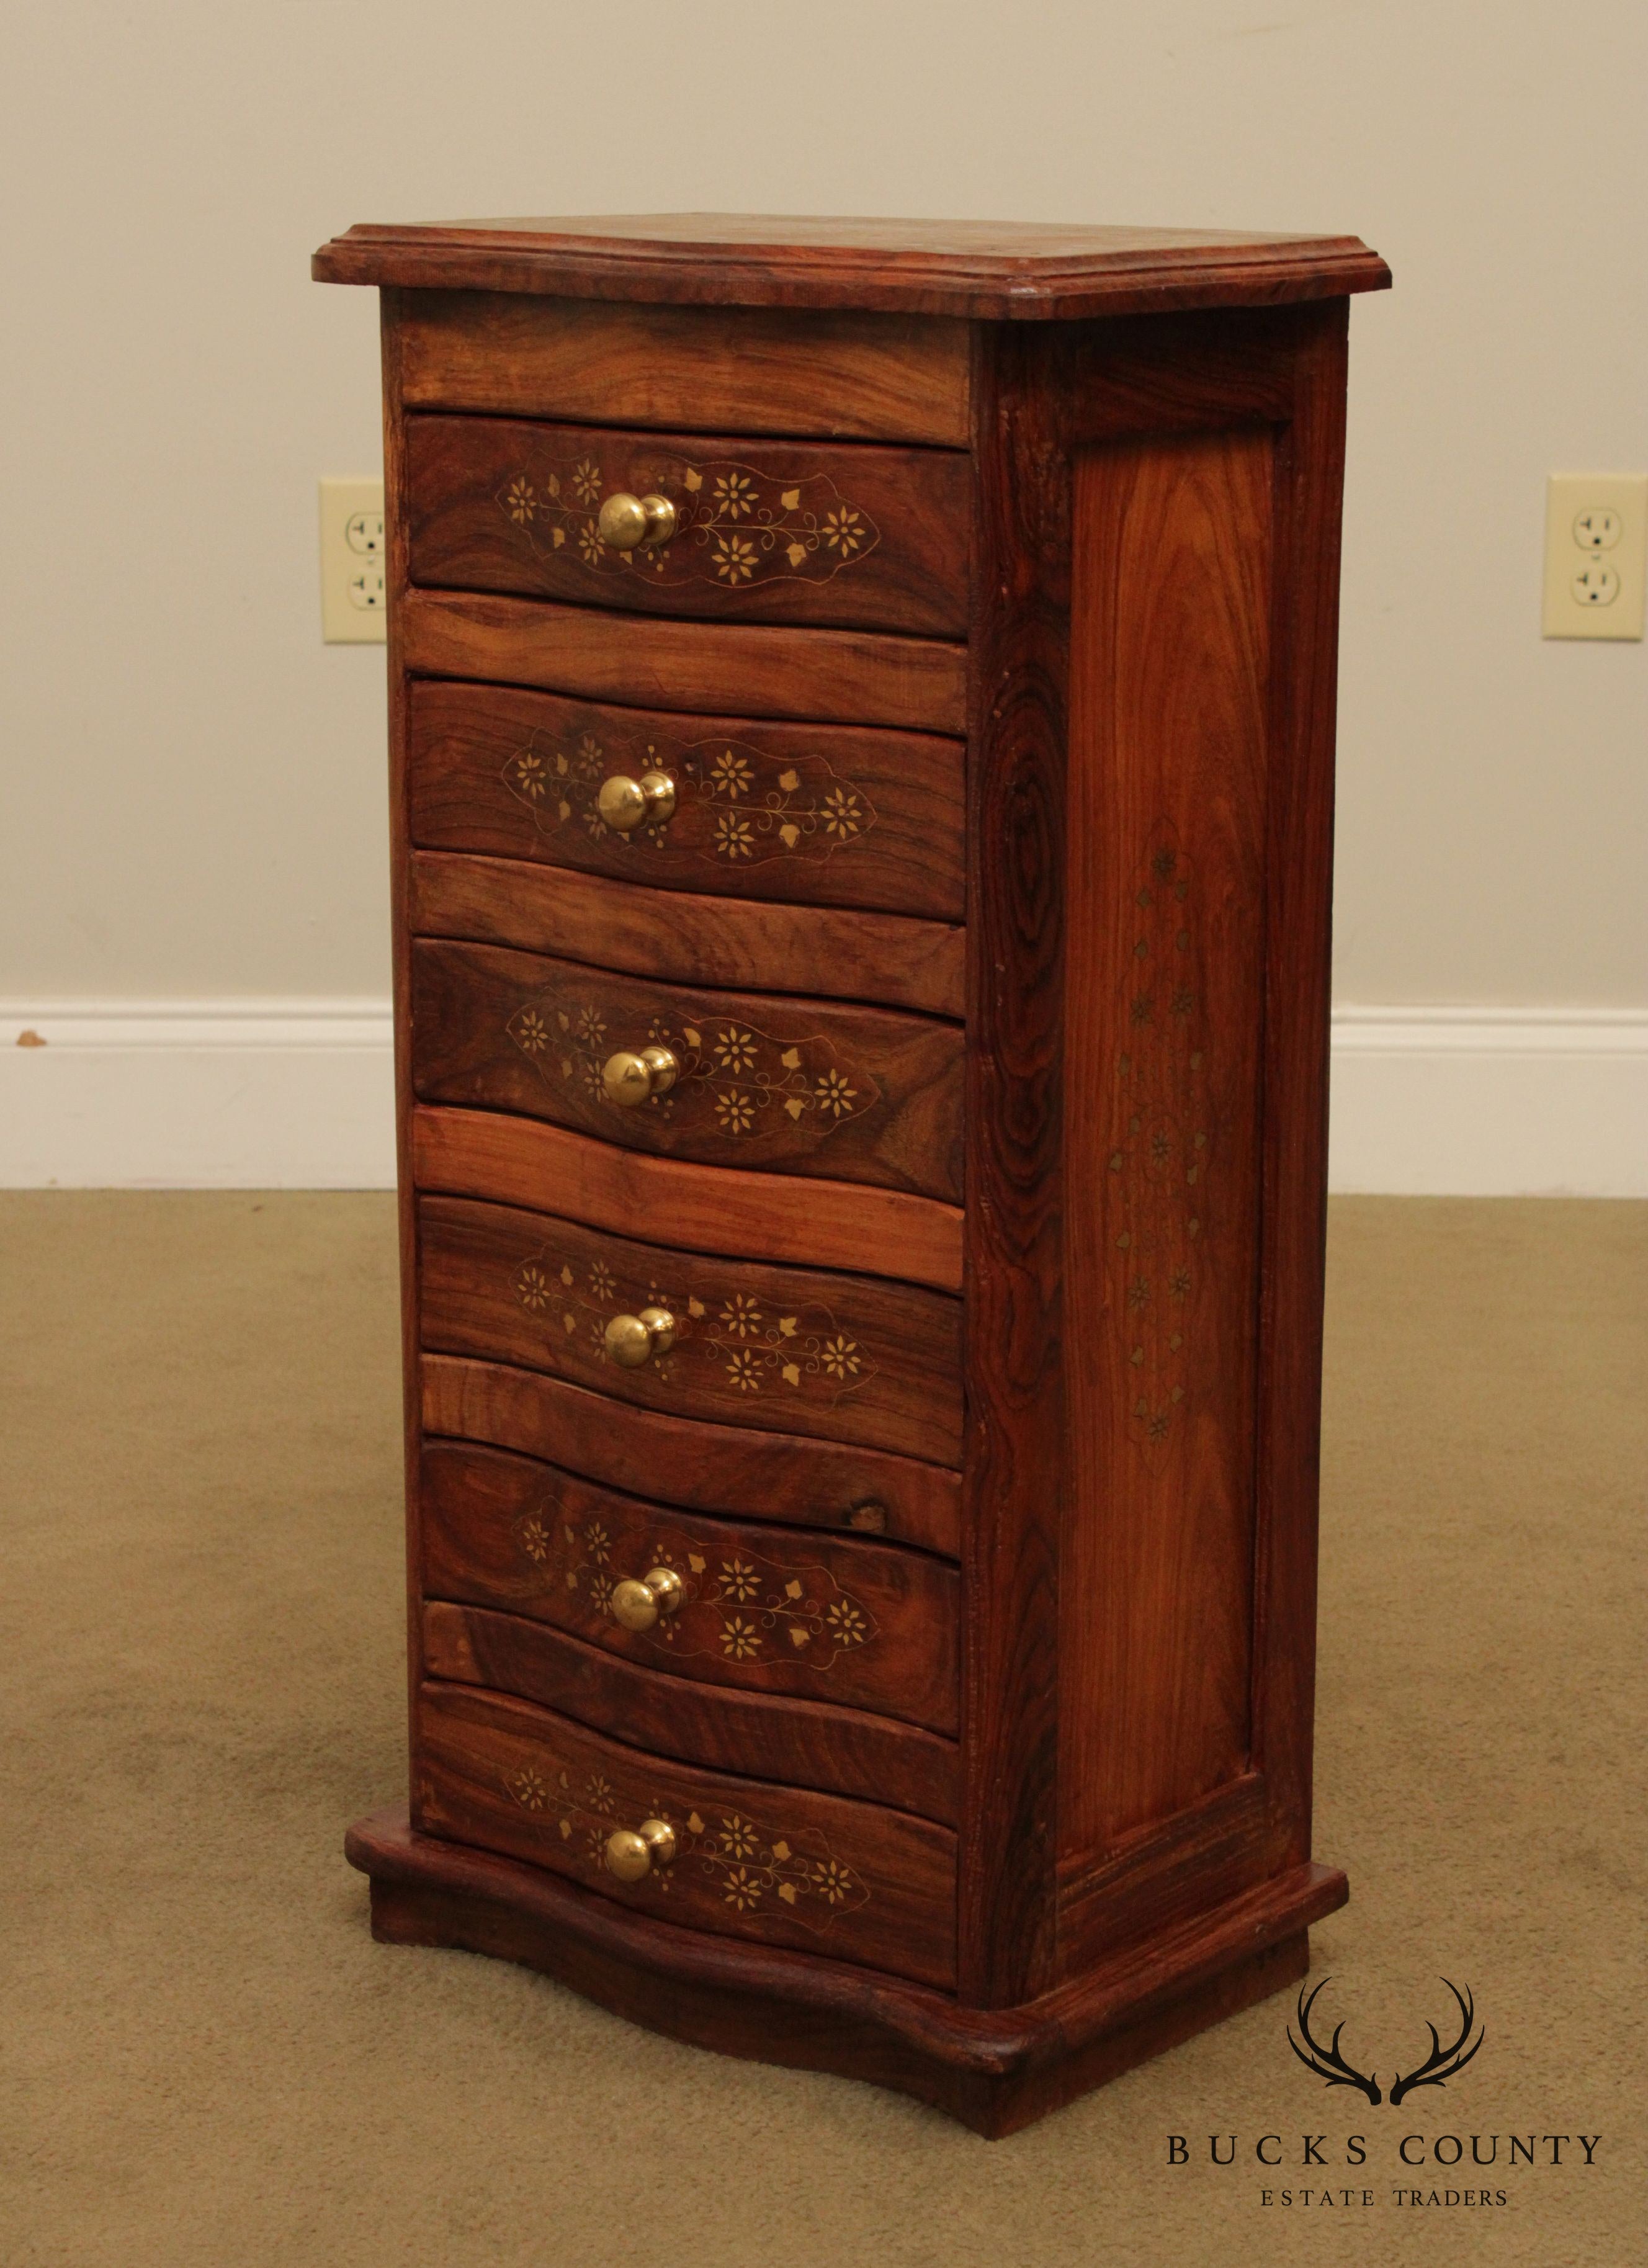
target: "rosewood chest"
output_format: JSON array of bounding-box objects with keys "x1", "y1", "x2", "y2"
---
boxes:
[{"x1": 313, "y1": 212, "x2": 1389, "y2": 2135}]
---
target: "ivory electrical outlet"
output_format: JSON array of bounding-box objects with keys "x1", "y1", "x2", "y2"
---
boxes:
[
  {"x1": 1542, "y1": 473, "x2": 1647, "y2": 640},
  {"x1": 320, "y1": 477, "x2": 387, "y2": 643}
]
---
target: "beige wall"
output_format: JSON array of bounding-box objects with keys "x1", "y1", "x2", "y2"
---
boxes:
[{"x1": 2, "y1": 1, "x2": 1644, "y2": 1010}]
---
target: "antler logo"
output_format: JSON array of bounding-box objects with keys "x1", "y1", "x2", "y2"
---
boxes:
[{"x1": 1288, "y1": 1978, "x2": 1485, "y2": 2107}]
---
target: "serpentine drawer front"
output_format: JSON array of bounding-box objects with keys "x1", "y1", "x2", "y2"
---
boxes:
[
  {"x1": 405, "y1": 679, "x2": 966, "y2": 923},
  {"x1": 408, "y1": 939, "x2": 964, "y2": 1202},
  {"x1": 415, "y1": 1679, "x2": 957, "y2": 1988},
  {"x1": 418, "y1": 1195, "x2": 964, "y2": 1468},
  {"x1": 405, "y1": 414, "x2": 971, "y2": 635},
  {"x1": 319, "y1": 209, "x2": 1388, "y2": 2134},
  {"x1": 419, "y1": 1437, "x2": 961, "y2": 1733}
]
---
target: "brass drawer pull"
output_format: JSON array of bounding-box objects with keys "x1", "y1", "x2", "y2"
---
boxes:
[
  {"x1": 596, "y1": 769, "x2": 677, "y2": 833},
  {"x1": 596, "y1": 491, "x2": 677, "y2": 552},
  {"x1": 602, "y1": 1307, "x2": 677, "y2": 1369},
  {"x1": 603, "y1": 1816, "x2": 678, "y2": 1882},
  {"x1": 609, "y1": 1565, "x2": 686, "y2": 1631},
  {"x1": 601, "y1": 1045, "x2": 679, "y2": 1106}
]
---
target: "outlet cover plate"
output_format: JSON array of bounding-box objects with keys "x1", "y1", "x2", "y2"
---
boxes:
[
  {"x1": 320, "y1": 477, "x2": 387, "y2": 643},
  {"x1": 1542, "y1": 472, "x2": 1647, "y2": 640}
]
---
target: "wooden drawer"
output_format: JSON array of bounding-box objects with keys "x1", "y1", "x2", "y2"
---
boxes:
[
  {"x1": 415, "y1": 1679, "x2": 957, "y2": 1988},
  {"x1": 395, "y1": 292, "x2": 972, "y2": 446},
  {"x1": 421, "y1": 1438, "x2": 959, "y2": 1734},
  {"x1": 423, "y1": 1602, "x2": 960, "y2": 1826},
  {"x1": 419, "y1": 1195, "x2": 963, "y2": 1467},
  {"x1": 405, "y1": 414, "x2": 970, "y2": 636},
  {"x1": 422, "y1": 1355, "x2": 964, "y2": 1559},
  {"x1": 410, "y1": 940, "x2": 964, "y2": 1204},
  {"x1": 406, "y1": 679, "x2": 965, "y2": 923}
]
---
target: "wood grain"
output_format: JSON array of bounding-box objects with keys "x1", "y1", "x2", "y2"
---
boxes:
[
  {"x1": 399, "y1": 587, "x2": 969, "y2": 735},
  {"x1": 423, "y1": 1601, "x2": 960, "y2": 1824},
  {"x1": 423, "y1": 1354, "x2": 964, "y2": 1558},
  {"x1": 419, "y1": 1195, "x2": 964, "y2": 1466},
  {"x1": 414, "y1": 1679, "x2": 959, "y2": 1988},
  {"x1": 349, "y1": 1804, "x2": 1346, "y2": 2135},
  {"x1": 409, "y1": 938, "x2": 965, "y2": 1203},
  {"x1": 395, "y1": 290, "x2": 972, "y2": 445},
  {"x1": 420, "y1": 1437, "x2": 960, "y2": 1731},
  {"x1": 316, "y1": 213, "x2": 1392, "y2": 321},
  {"x1": 411, "y1": 1108, "x2": 964, "y2": 1294},
  {"x1": 956, "y1": 323, "x2": 1069, "y2": 2010},
  {"x1": 406, "y1": 414, "x2": 972, "y2": 637},
  {"x1": 1059, "y1": 426, "x2": 1272, "y2": 1863},
  {"x1": 405, "y1": 678, "x2": 966, "y2": 923},
  {"x1": 408, "y1": 852, "x2": 964, "y2": 1018}
]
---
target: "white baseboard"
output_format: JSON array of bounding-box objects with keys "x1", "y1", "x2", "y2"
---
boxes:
[
  {"x1": 1327, "y1": 1007, "x2": 1647, "y2": 1197},
  {"x1": 2, "y1": 1000, "x2": 1643, "y2": 1196},
  {"x1": 0, "y1": 1000, "x2": 396, "y2": 1189}
]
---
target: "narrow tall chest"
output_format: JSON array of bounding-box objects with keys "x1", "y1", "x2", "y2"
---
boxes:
[{"x1": 313, "y1": 213, "x2": 1389, "y2": 2135}]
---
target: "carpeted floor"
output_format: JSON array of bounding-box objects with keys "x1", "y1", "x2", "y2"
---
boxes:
[{"x1": 1, "y1": 1193, "x2": 1642, "y2": 2266}]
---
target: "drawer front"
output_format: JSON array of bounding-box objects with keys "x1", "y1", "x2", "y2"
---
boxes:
[
  {"x1": 406, "y1": 679, "x2": 966, "y2": 923},
  {"x1": 419, "y1": 1195, "x2": 964, "y2": 1468},
  {"x1": 405, "y1": 414, "x2": 971, "y2": 636},
  {"x1": 396, "y1": 292, "x2": 972, "y2": 446},
  {"x1": 410, "y1": 940, "x2": 964, "y2": 1204},
  {"x1": 423, "y1": 1602, "x2": 961, "y2": 1826},
  {"x1": 421, "y1": 1439, "x2": 959, "y2": 1733},
  {"x1": 416, "y1": 1679, "x2": 957, "y2": 1987}
]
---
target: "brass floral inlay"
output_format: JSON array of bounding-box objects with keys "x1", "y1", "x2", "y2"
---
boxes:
[
  {"x1": 511, "y1": 1247, "x2": 880, "y2": 1413},
  {"x1": 493, "y1": 448, "x2": 880, "y2": 593},
  {"x1": 501, "y1": 725, "x2": 879, "y2": 871},
  {"x1": 504, "y1": 994, "x2": 880, "y2": 1147},
  {"x1": 508, "y1": 1767, "x2": 870, "y2": 1929},
  {"x1": 533, "y1": 1511, "x2": 880, "y2": 1670},
  {"x1": 1106, "y1": 828, "x2": 1212, "y2": 1461}
]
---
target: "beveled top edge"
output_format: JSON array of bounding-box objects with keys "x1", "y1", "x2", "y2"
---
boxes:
[{"x1": 312, "y1": 212, "x2": 1392, "y2": 319}]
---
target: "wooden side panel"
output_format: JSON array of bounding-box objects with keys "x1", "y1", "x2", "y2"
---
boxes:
[
  {"x1": 405, "y1": 678, "x2": 966, "y2": 924},
  {"x1": 419, "y1": 1196, "x2": 964, "y2": 1467},
  {"x1": 395, "y1": 292, "x2": 974, "y2": 446},
  {"x1": 408, "y1": 939, "x2": 964, "y2": 1203},
  {"x1": 1060, "y1": 429, "x2": 1274, "y2": 1865},
  {"x1": 415, "y1": 1679, "x2": 958, "y2": 1988},
  {"x1": 423, "y1": 1354, "x2": 964, "y2": 1559},
  {"x1": 424, "y1": 1602, "x2": 961, "y2": 1826},
  {"x1": 409, "y1": 852, "x2": 964, "y2": 1018},
  {"x1": 419, "y1": 1437, "x2": 961, "y2": 1733},
  {"x1": 405, "y1": 415, "x2": 972, "y2": 637},
  {"x1": 398, "y1": 588, "x2": 970, "y2": 736}
]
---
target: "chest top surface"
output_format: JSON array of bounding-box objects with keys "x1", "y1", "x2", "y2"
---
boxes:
[{"x1": 313, "y1": 209, "x2": 1389, "y2": 320}]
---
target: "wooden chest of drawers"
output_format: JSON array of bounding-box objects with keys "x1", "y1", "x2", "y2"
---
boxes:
[{"x1": 315, "y1": 212, "x2": 1389, "y2": 2135}]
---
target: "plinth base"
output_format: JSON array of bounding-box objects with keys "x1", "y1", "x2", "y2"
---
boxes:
[{"x1": 346, "y1": 1807, "x2": 1346, "y2": 2136}]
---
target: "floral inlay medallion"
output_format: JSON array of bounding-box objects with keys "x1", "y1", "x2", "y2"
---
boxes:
[
  {"x1": 526, "y1": 1509, "x2": 880, "y2": 1671},
  {"x1": 511, "y1": 1246, "x2": 880, "y2": 1416},
  {"x1": 500, "y1": 725, "x2": 879, "y2": 873},
  {"x1": 492, "y1": 447, "x2": 880, "y2": 594},
  {"x1": 506, "y1": 1766, "x2": 870, "y2": 1929},
  {"x1": 504, "y1": 993, "x2": 880, "y2": 1149}
]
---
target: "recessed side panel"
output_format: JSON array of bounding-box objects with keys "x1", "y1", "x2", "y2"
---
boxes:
[{"x1": 1061, "y1": 427, "x2": 1274, "y2": 1869}]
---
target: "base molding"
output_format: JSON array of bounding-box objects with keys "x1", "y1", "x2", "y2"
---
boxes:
[{"x1": 345, "y1": 1806, "x2": 1345, "y2": 2135}]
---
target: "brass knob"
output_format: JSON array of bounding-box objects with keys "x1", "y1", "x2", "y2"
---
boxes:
[
  {"x1": 601, "y1": 1046, "x2": 678, "y2": 1107},
  {"x1": 603, "y1": 1817, "x2": 678, "y2": 1882},
  {"x1": 596, "y1": 770, "x2": 678, "y2": 833},
  {"x1": 610, "y1": 1565, "x2": 686, "y2": 1631},
  {"x1": 603, "y1": 1307, "x2": 677, "y2": 1369},
  {"x1": 597, "y1": 492, "x2": 677, "y2": 551}
]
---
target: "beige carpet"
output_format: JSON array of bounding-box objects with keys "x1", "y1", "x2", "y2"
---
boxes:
[{"x1": 1, "y1": 1193, "x2": 1642, "y2": 2266}]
